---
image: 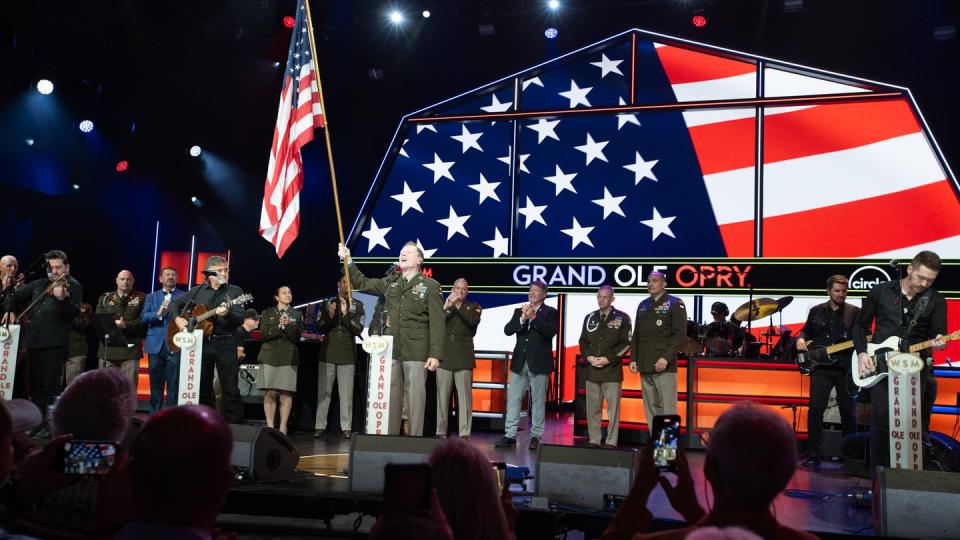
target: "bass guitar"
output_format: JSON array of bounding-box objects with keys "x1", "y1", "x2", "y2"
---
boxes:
[
  {"x1": 167, "y1": 293, "x2": 253, "y2": 353},
  {"x1": 795, "y1": 339, "x2": 858, "y2": 376},
  {"x1": 851, "y1": 330, "x2": 959, "y2": 388}
]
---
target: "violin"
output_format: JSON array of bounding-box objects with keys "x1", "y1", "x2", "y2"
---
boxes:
[{"x1": 44, "y1": 273, "x2": 71, "y2": 298}]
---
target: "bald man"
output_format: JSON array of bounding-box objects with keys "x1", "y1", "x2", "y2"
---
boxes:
[
  {"x1": 0, "y1": 255, "x2": 18, "y2": 321},
  {"x1": 95, "y1": 270, "x2": 146, "y2": 389}
]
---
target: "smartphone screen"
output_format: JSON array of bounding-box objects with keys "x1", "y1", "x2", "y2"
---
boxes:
[
  {"x1": 383, "y1": 463, "x2": 432, "y2": 518},
  {"x1": 61, "y1": 440, "x2": 119, "y2": 476},
  {"x1": 651, "y1": 415, "x2": 681, "y2": 473}
]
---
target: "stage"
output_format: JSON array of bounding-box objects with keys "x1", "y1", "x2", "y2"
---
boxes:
[{"x1": 219, "y1": 413, "x2": 874, "y2": 539}]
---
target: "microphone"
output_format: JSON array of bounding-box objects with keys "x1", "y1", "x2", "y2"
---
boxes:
[
  {"x1": 383, "y1": 262, "x2": 399, "y2": 277},
  {"x1": 888, "y1": 259, "x2": 900, "y2": 270},
  {"x1": 201, "y1": 269, "x2": 218, "y2": 277}
]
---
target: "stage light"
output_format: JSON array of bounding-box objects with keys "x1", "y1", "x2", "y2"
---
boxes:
[
  {"x1": 116, "y1": 160, "x2": 129, "y2": 172},
  {"x1": 72, "y1": 184, "x2": 80, "y2": 191},
  {"x1": 273, "y1": 61, "x2": 281, "y2": 68},
  {"x1": 24, "y1": 138, "x2": 34, "y2": 146},
  {"x1": 692, "y1": 14, "x2": 707, "y2": 28},
  {"x1": 389, "y1": 10, "x2": 403, "y2": 24},
  {"x1": 422, "y1": 10, "x2": 430, "y2": 18},
  {"x1": 79, "y1": 120, "x2": 94, "y2": 133},
  {"x1": 547, "y1": 0, "x2": 560, "y2": 10},
  {"x1": 189, "y1": 145, "x2": 202, "y2": 157},
  {"x1": 282, "y1": 16, "x2": 295, "y2": 28},
  {"x1": 545, "y1": 27, "x2": 558, "y2": 39},
  {"x1": 36, "y1": 79, "x2": 54, "y2": 95},
  {"x1": 191, "y1": 196, "x2": 203, "y2": 207}
]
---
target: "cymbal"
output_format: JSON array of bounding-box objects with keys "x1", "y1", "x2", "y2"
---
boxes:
[
  {"x1": 731, "y1": 298, "x2": 780, "y2": 322},
  {"x1": 777, "y1": 296, "x2": 794, "y2": 310}
]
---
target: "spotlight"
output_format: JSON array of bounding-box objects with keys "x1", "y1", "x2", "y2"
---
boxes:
[
  {"x1": 547, "y1": 0, "x2": 560, "y2": 10},
  {"x1": 692, "y1": 14, "x2": 707, "y2": 28},
  {"x1": 79, "y1": 120, "x2": 94, "y2": 133},
  {"x1": 273, "y1": 61, "x2": 281, "y2": 68},
  {"x1": 36, "y1": 79, "x2": 54, "y2": 95},
  {"x1": 72, "y1": 184, "x2": 80, "y2": 191},
  {"x1": 282, "y1": 16, "x2": 295, "y2": 28},
  {"x1": 116, "y1": 160, "x2": 129, "y2": 172},
  {"x1": 389, "y1": 10, "x2": 403, "y2": 24},
  {"x1": 25, "y1": 138, "x2": 34, "y2": 146},
  {"x1": 422, "y1": 10, "x2": 431, "y2": 18},
  {"x1": 189, "y1": 145, "x2": 202, "y2": 157},
  {"x1": 544, "y1": 27, "x2": 558, "y2": 39},
  {"x1": 191, "y1": 196, "x2": 203, "y2": 207}
]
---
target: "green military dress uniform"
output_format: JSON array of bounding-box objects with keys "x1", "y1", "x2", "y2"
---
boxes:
[
  {"x1": 348, "y1": 263, "x2": 444, "y2": 437},
  {"x1": 96, "y1": 291, "x2": 146, "y2": 390},
  {"x1": 65, "y1": 304, "x2": 91, "y2": 386},
  {"x1": 631, "y1": 294, "x2": 687, "y2": 426},
  {"x1": 315, "y1": 296, "x2": 365, "y2": 433},
  {"x1": 257, "y1": 306, "x2": 303, "y2": 392},
  {"x1": 437, "y1": 300, "x2": 481, "y2": 437},
  {"x1": 579, "y1": 308, "x2": 632, "y2": 446}
]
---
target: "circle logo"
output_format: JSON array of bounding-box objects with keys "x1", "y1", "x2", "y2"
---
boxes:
[
  {"x1": 362, "y1": 335, "x2": 388, "y2": 354},
  {"x1": 173, "y1": 331, "x2": 197, "y2": 349},
  {"x1": 849, "y1": 266, "x2": 891, "y2": 292},
  {"x1": 0, "y1": 327, "x2": 9, "y2": 342},
  {"x1": 887, "y1": 352, "x2": 924, "y2": 374}
]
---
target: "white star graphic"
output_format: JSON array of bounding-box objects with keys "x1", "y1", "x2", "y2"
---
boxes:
[
  {"x1": 415, "y1": 124, "x2": 437, "y2": 134},
  {"x1": 522, "y1": 77, "x2": 544, "y2": 91},
  {"x1": 423, "y1": 153, "x2": 455, "y2": 183},
  {"x1": 398, "y1": 138, "x2": 410, "y2": 157},
  {"x1": 451, "y1": 125, "x2": 484, "y2": 153},
  {"x1": 616, "y1": 97, "x2": 641, "y2": 130},
  {"x1": 483, "y1": 227, "x2": 509, "y2": 258},
  {"x1": 590, "y1": 53, "x2": 624, "y2": 78},
  {"x1": 361, "y1": 218, "x2": 391, "y2": 251},
  {"x1": 641, "y1": 207, "x2": 677, "y2": 241},
  {"x1": 558, "y1": 79, "x2": 593, "y2": 108},
  {"x1": 390, "y1": 181, "x2": 425, "y2": 215},
  {"x1": 468, "y1": 173, "x2": 501, "y2": 204},
  {"x1": 416, "y1": 239, "x2": 437, "y2": 259},
  {"x1": 574, "y1": 133, "x2": 609, "y2": 165},
  {"x1": 623, "y1": 152, "x2": 659, "y2": 184},
  {"x1": 436, "y1": 206, "x2": 471, "y2": 240},
  {"x1": 517, "y1": 196, "x2": 548, "y2": 228},
  {"x1": 544, "y1": 165, "x2": 578, "y2": 195},
  {"x1": 497, "y1": 147, "x2": 530, "y2": 174},
  {"x1": 592, "y1": 187, "x2": 627, "y2": 219},
  {"x1": 526, "y1": 118, "x2": 561, "y2": 144},
  {"x1": 480, "y1": 94, "x2": 513, "y2": 113},
  {"x1": 561, "y1": 218, "x2": 595, "y2": 249}
]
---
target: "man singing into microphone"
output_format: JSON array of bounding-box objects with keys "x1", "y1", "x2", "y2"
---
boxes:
[{"x1": 140, "y1": 267, "x2": 186, "y2": 413}]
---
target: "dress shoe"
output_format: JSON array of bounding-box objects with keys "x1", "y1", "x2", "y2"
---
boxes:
[
  {"x1": 495, "y1": 436, "x2": 516, "y2": 448},
  {"x1": 400, "y1": 419, "x2": 410, "y2": 436},
  {"x1": 342, "y1": 430, "x2": 352, "y2": 439},
  {"x1": 585, "y1": 442, "x2": 601, "y2": 448},
  {"x1": 603, "y1": 443, "x2": 618, "y2": 449},
  {"x1": 314, "y1": 429, "x2": 326, "y2": 438},
  {"x1": 461, "y1": 435, "x2": 470, "y2": 440},
  {"x1": 529, "y1": 436, "x2": 540, "y2": 450}
]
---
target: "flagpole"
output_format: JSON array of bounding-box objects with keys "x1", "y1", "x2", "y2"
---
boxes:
[{"x1": 303, "y1": 0, "x2": 353, "y2": 304}]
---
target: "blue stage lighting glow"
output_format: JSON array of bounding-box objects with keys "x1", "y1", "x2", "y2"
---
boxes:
[
  {"x1": 36, "y1": 79, "x2": 54, "y2": 95},
  {"x1": 191, "y1": 196, "x2": 202, "y2": 207},
  {"x1": 79, "y1": 120, "x2": 94, "y2": 133},
  {"x1": 72, "y1": 184, "x2": 80, "y2": 190},
  {"x1": 389, "y1": 10, "x2": 403, "y2": 24},
  {"x1": 422, "y1": 10, "x2": 430, "y2": 18},
  {"x1": 25, "y1": 138, "x2": 35, "y2": 146},
  {"x1": 545, "y1": 27, "x2": 558, "y2": 39},
  {"x1": 548, "y1": 0, "x2": 560, "y2": 10},
  {"x1": 189, "y1": 145, "x2": 202, "y2": 157}
]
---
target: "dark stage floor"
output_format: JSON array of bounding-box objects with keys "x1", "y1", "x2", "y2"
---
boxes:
[{"x1": 219, "y1": 412, "x2": 875, "y2": 539}]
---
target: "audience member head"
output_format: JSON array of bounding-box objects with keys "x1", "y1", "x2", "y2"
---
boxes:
[
  {"x1": 129, "y1": 405, "x2": 234, "y2": 528},
  {"x1": 428, "y1": 438, "x2": 512, "y2": 540},
  {"x1": 0, "y1": 399, "x2": 42, "y2": 482},
  {"x1": 50, "y1": 368, "x2": 136, "y2": 441},
  {"x1": 370, "y1": 516, "x2": 453, "y2": 540},
  {"x1": 704, "y1": 402, "x2": 797, "y2": 510},
  {"x1": 687, "y1": 526, "x2": 762, "y2": 540}
]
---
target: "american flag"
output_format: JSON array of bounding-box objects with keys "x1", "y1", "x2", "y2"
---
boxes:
[
  {"x1": 260, "y1": 0, "x2": 325, "y2": 258},
  {"x1": 349, "y1": 31, "x2": 958, "y2": 259}
]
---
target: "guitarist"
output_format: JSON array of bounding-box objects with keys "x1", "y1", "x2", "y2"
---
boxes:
[
  {"x1": 795, "y1": 275, "x2": 858, "y2": 471},
  {"x1": 854, "y1": 250, "x2": 947, "y2": 469},
  {"x1": 168, "y1": 256, "x2": 247, "y2": 423}
]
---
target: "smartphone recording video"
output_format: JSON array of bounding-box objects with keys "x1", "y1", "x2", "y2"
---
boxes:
[
  {"x1": 61, "y1": 440, "x2": 119, "y2": 476},
  {"x1": 651, "y1": 414, "x2": 681, "y2": 473}
]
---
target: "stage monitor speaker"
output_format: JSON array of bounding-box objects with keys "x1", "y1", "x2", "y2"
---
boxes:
[
  {"x1": 229, "y1": 424, "x2": 300, "y2": 482},
  {"x1": 536, "y1": 444, "x2": 637, "y2": 511},
  {"x1": 873, "y1": 467, "x2": 960, "y2": 538},
  {"x1": 349, "y1": 434, "x2": 441, "y2": 493}
]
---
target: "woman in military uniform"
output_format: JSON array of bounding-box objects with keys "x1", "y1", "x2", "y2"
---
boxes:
[{"x1": 257, "y1": 286, "x2": 303, "y2": 434}]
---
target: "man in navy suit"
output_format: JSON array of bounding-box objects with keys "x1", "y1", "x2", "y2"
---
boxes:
[{"x1": 140, "y1": 267, "x2": 186, "y2": 413}]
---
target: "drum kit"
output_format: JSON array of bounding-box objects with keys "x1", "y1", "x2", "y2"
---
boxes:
[{"x1": 681, "y1": 296, "x2": 794, "y2": 359}]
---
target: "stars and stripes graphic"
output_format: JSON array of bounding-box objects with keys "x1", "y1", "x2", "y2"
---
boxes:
[
  {"x1": 350, "y1": 31, "x2": 958, "y2": 260},
  {"x1": 260, "y1": 0, "x2": 325, "y2": 258}
]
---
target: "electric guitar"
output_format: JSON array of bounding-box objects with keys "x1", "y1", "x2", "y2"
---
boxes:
[
  {"x1": 851, "y1": 330, "x2": 959, "y2": 388},
  {"x1": 166, "y1": 293, "x2": 253, "y2": 353},
  {"x1": 795, "y1": 339, "x2": 858, "y2": 376}
]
